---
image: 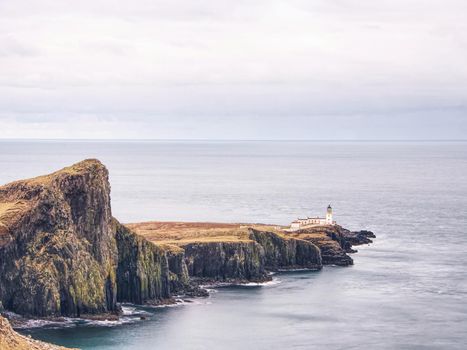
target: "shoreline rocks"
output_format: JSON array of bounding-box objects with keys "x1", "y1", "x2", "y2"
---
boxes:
[
  {"x1": 342, "y1": 229, "x2": 376, "y2": 246},
  {"x1": 0, "y1": 315, "x2": 76, "y2": 350},
  {"x1": 287, "y1": 225, "x2": 375, "y2": 266}
]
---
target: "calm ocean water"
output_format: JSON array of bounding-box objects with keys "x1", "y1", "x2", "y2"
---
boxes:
[{"x1": 1, "y1": 141, "x2": 466, "y2": 349}]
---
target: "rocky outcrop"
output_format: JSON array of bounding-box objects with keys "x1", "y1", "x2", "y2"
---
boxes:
[
  {"x1": 164, "y1": 246, "x2": 190, "y2": 294},
  {"x1": 248, "y1": 229, "x2": 321, "y2": 270},
  {"x1": 309, "y1": 237, "x2": 354, "y2": 266},
  {"x1": 287, "y1": 225, "x2": 375, "y2": 266},
  {"x1": 0, "y1": 314, "x2": 75, "y2": 350},
  {"x1": 0, "y1": 160, "x2": 118, "y2": 317},
  {"x1": 341, "y1": 229, "x2": 375, "y2": 246}
]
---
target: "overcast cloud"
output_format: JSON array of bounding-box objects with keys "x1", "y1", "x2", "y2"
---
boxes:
[{"x1": 0, "y1": 0, "x2": 466, "y2": 139}]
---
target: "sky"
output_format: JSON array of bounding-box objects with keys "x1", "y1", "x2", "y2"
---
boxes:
[{"x1": 0, "y1": 0, "x2": 466, "y2": 140}]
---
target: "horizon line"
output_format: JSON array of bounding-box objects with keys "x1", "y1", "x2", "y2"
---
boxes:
[{"x1": 0, "y1": 138, "x2": 467, "y2": 143}]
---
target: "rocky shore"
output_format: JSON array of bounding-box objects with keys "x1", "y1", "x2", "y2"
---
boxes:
[
  {"x1": 0, "y1": 159, "x2": 374, "y2": 348},
  {"x1": 0, "y1": 315, "x2": 75, "y2": 350},
  {"x1": 287, "y1": 225, "x2": 375, "y2": 265}
]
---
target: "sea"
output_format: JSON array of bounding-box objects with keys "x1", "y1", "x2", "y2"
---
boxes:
[{"x1": 0, "y1": 140, "x2": 466, "y2": 350}]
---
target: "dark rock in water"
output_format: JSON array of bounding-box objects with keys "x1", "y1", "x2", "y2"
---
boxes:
[
  {"x1": 82, "y1": 313, "x2": 120, "y2": 321},
  {"x1": 342, "y1": 230, "x2": 376, "y2": 246},
  {"x1": 0, "y1": 159, "x2": 118, "y2": 317},
  {"x1": 184, "y1": 286, "x2": 210, "y2": 297}
]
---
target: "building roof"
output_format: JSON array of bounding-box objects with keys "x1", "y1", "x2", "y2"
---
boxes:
[{"x1": 297, "y1": 217, "x2": 325, "y2": 221}]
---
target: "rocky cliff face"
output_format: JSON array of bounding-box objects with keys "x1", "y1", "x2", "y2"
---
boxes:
[
  {"x1": 114, "y1": 220, "x2": 192, "y2": 304},
  {"x1": 0, "y1": 160, "x2": 117, "y2": 317},
  {"x1": 0, "y1": 315, "x2": 75, "y2": 350},
  {"x1": 179, "y1": 229, "x2": 322, "y2": 283},
  {"x1": 288, "y1": 225, "x2": 375, "y2": 266},
  {"x1": 248, "y1": 229, "x2": 322, "y2": 270},
  {"x1": 0, "y1": 160, "x2": 205, "y2": 318},
  {"x1": 164, "y1": 246, "x2": 190, "y2": 294},
  {"x1": 115, "y1": 221, "x2": 170, "y2": 303},
  {"x1": 340, "y1": 229, "x2": 375, "y2": 247},
  {"x1": 182, "y1": 241, "x2": 267, "y2": 282}
]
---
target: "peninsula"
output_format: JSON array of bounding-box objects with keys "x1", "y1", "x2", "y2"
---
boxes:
[{"x1": 0, "y1": 159, "x2": 374, "y2": 346}]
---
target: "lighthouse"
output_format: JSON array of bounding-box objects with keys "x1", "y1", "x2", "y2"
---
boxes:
[
  {"x1": 326, "y1": 204, "x2": 333, "y2": 225},
  {"x1": 288, "y1": 205, "x2": 336, "y2": 231}
]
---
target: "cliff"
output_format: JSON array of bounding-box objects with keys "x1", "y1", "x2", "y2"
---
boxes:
[
  {"x1": 182, "y1": 241, "x2": 266, "y2": 282},
  {"x1": 129, "y1": 221, "x2": 373, "y2": 271},
  {"x1": 287, "y1": 225, "x2": 375, "y2": 266},
  {"x1": 0, "y1": 160, "x2": 118, "y2": 317},
  {"x1": 248, "y1": 228, "x2": 321, "y2": 270},
  {"x1": 127, "y1": 222, "x2": 323, "y2": 283},
  {"x1": 288, "y1": 227, "x2": 353, "y2": 265},
  {"x1": 115, "y1": 220, "x2": 192, "y2": 304},
  {"x1": 0, "y1": 315, "x2": 75, "y2": 350},
  {"x1": 164, "y1": 245, "x2": 190, "y2": 294},
  {"x1": 0, "y1": 159, "x2": 374, "y2": 320},
  {"x1": 115, "y1": 221, "x2": 171, "y2": 304},
  {"x1": 0, "y1": 160, "x2": 188, "y2": 318}
]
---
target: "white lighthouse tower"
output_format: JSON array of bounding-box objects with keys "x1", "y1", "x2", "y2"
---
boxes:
[{"x1": 326, "y1": 204, "x2": 333, "y2": 225}]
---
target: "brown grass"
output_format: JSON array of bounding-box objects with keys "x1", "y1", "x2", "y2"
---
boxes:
[
  {"x1": 0, "y1": 201, "x2": 28, "y2": 219},
  {"x1": 156, "y1": 243, "x2": 185, "y2": 254},
  {"x1": 0, "y1": 202, "x2": 17, "y2": 216},
  {"x1": 126, "y1": 221, "x2": 288, "y2": 245},
  {"x1": 0, "y1": 201, "x2": 31, "y2": 246},
  {"x1": 0, "y1": 159, "x2": 103, "y2": 189}
]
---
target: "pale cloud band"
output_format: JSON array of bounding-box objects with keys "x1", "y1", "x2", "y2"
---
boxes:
[{"x1": 0, "y1": 0, "x2": 466, "y2": 139}]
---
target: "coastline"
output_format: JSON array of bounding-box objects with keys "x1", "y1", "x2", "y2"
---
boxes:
[{"x1": 0, "y1": 159, "x2": 375, "y2": 349}]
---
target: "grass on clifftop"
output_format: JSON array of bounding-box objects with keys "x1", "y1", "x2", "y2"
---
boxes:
[
  {"x1": 0, "y1": 159, "x2": 105, "y2": 190},
  {"x1": 126, "y1": 221, "x2": 289, "y2": 245},
  {"x1": 21, "y1": 159, "x2": 105, "y2": 186},
  {"x1": 0, "y1": 201, "x2": 31, "y2": 246}
]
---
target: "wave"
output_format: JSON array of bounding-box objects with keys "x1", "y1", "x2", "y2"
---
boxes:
[
  {"x1": 200, "y1": 277, "x2": 281, "y2": 288},
  {"x1": 243, "y1": 278, "x2": 282, "y2": 287}
]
